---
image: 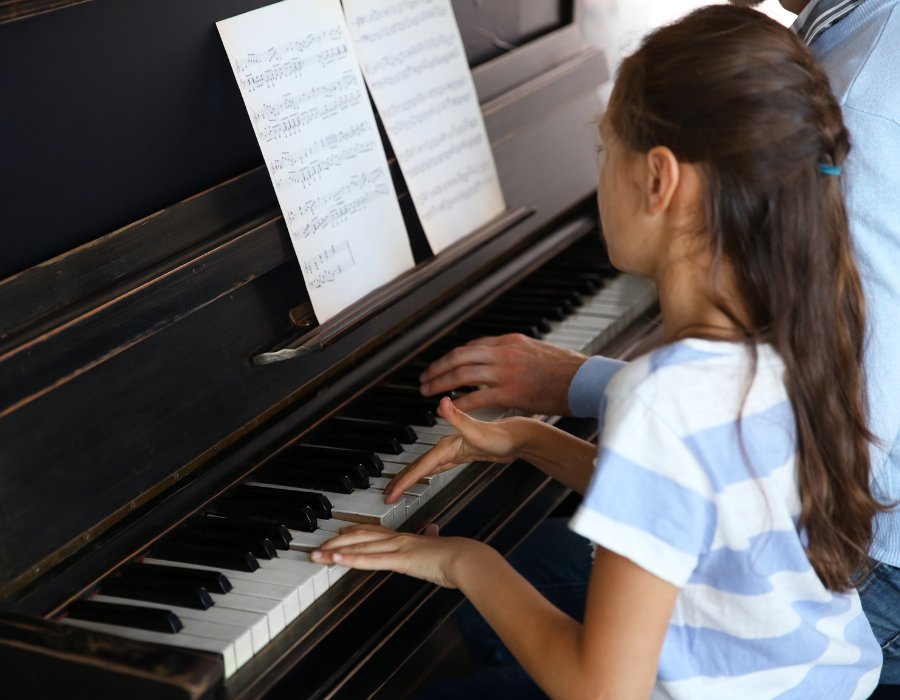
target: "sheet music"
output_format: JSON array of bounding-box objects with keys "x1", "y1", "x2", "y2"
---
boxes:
[
  {"x1": 343, "y1": 0, "x2": 506, "y2": 254},
  {"x1": 217, "y1": 0, "x2": 414, "y2": 322}
]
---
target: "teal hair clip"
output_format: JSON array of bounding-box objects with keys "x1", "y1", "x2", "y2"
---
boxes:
[{"x1": 818, "y1": 163, "x2": 842, "y2": 176}]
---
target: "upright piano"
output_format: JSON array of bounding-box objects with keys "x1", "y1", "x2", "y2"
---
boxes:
[{"x1": 0, "y1": 1, "x2": 657, "y2": 697}]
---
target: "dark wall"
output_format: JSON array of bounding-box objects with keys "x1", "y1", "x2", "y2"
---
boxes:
[{"x1": 0, "y1": 0, "x2": 270, "y2": 280}]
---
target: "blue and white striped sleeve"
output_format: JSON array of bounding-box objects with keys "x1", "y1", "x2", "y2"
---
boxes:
[{"x1": 569, "y1": 393, "x2": 717, "y2": 588}]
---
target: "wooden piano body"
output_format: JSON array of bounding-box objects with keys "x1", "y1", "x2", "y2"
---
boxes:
[{"x1": 0, "y1": 1, "x2": 656, "y2": 697}]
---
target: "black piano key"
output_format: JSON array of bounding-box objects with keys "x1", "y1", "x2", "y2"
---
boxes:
[
  {"x1": 502, "y1": 291, "x2": 577, "y2": 313},
  {"x1": 329, "y1": 416, "x2": 418, "y2": 444},
  {"x1": 206, "y1": 498, "x2": 319, "y2": 532},
  {"x1": 150, "y1": 539, "x2": 260, "y2": 573},
  {"x1": 386, "y1": 364, "x2": 431, "y2": 386},
  {"x1": 100, "y1": 575, "x2": 214, "y2": 610},
  {"x1": 187, "y1": 515, "x2": 293, "y2": 550},
  {"x1": 468, "y1": 317, "x2": 547, "y2": 336},
  {"x1": 171, "y1": 527, "x2": 278, "y2": 560},
  {"x1": 231, "y1": 484, "x2": 332, "y2": 519},
  {"x1": 465, "y1": 317, "x2": 543, "y2": 335},
  {"x1": 491, "y1": 300, "x2": 569, "y2": 321},
  {"x1": 67, "y1": 599, "x2": 183, "y2": 634},
  {"x1": 526, "y1": 274, "x2": 599, "y2": 295},
  {"x1": 254, "y1": 467, "x2": 356, "y2": 494},
  {"x1": 507, "y1": 288, "x2": 583, "y2": 307},
  {"x1": 305, "y1": 430, "x2": 403, "y2": 455},
  {"x1": 122, "y1": 562, "x2": 232, "y2": 594},
  {"x1": 340, "y1": 404, "x2": 436, "y2": 427},
  {"x1": 353, "y1": 392, "x2": 440, "y2": 412},
  {"x1": 283, "y1": 445, "x2": 383, "y2": 476},
  {"x1": 267, "y1": 456, "x2": 370, "y2": 489}
]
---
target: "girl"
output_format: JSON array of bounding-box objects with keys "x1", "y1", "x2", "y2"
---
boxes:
[{"x1": 312, "y1": 6, "x2": 885, "y2": 698}]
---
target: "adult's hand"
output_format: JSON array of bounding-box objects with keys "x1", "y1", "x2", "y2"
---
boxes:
[{"x1": 419, "y1": 334, "x2": 588, "y2": 415}]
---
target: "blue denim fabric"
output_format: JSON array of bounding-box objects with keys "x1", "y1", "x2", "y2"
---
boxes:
[
  {"x1": 411, "y1": 661, "x2": 548, "y2": 700},
  {"x1": 859, "y1": 560, "x2": 900, "y2": 685},
  {"x1": 413, "y1": 518, "x2": 593, "y2": 699}
]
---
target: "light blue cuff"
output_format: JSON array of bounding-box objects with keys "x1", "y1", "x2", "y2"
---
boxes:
[{"x1": 567, "y1": 356, "x2": 628, "y2": 418}]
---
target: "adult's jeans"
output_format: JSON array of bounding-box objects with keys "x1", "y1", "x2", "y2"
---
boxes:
[{"x1": 858, "y1": 559, "x2": 900, "y2": 685}]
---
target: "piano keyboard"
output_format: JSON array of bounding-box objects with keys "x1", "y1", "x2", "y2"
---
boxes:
[{"x1": 60, "y1": 239, "x2": 656, "y2": 678}]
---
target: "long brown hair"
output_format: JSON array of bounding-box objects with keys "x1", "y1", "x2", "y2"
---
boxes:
[{"x1": 607, "y1": 5, "x2": 883, "y2": 591}]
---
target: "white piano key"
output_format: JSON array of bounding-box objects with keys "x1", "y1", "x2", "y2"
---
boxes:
[
  {"x1": 288, "y1": 528, "x2": 333, "y2": 552},
  {"x1": 91, "y1": 593, "x2": 270, "y2": 655},
  {"x1": 403, "y1": 443, "x2": 431, "y2": 454},
  {"x1": 278, "y1": 548, "x2": 349, "y2": 585},
  {"x1": 63, "y1": 618, "x2": 238, "y2": 679},
  {"x1": 376, "y1": 461, "x2": 438, "y2": 486},
  {"x1": 390, "y1": 494, "x2": 418, "y2": 521},
  {"x1": 442, "y1": 463, "x2": 469, "y2": 483},
  {"x1": 209, "y1": 591, "x2": 285, "y2": 638},
  {"x1": 143, "y1": 558, "x2": 302, "y2": 624},
  {"x1": 316, "y1": 517, "x2": 365, "y2": 533},
  {"x1": 407, "y1": 432, "x2": 440, "y2": 446},
  {"x1": 327, "y1": 490, "x2": 398, "y2": 527},
  {"x1": 547, "y1": 320, "x2": 599, "y2": 338},
  {"x1": 260, "y1": 555, "x2": 330, "y2": 601},
  {"x1": 374, "y1": 450, "x2": 421, "y2": 465},
  {"x1": 369, "y1": 476, "x2": 432, "y2": 505},
  {"x1": 168, "y1": 617, "x2": 253, "y2": 669},
  {"x1": 542, "y1": 334, "x2": 584, "y2": 350},
  {"x1": 411, "y1": 423, "x2": 456, "y2": 437}
]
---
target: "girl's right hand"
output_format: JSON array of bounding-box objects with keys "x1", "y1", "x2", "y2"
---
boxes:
[{"x1": 383, "y1": 396, "x2": 533, "y2": 503}]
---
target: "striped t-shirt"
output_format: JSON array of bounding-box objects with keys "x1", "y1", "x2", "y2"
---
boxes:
[{"x1": 569, "y1": 339, "x2": 882, "y2": 699}]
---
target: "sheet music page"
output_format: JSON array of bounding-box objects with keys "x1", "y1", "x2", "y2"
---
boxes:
[
  {"x1": 217, "y1": 0, "x2": 414, "y2": 322},
  {"x1": 343, "y1": 0, "x2": 506, "y2": 254}
]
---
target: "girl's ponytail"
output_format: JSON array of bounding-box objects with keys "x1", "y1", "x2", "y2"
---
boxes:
[{"x1": 608, "y1": 5, "x2": 885, "y2": 590}]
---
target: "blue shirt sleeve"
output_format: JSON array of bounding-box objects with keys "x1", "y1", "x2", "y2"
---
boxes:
[{"x1": 567, "y1": 356, "x2": 627, "y2": 417}]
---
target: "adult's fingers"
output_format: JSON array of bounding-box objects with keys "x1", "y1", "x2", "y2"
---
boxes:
[
  {"x1": 463, "y1": 333, "x2": 532, "y2": 349},
  {"x1": 420, "y1": 363, "x2": 495, "y2": 397}
]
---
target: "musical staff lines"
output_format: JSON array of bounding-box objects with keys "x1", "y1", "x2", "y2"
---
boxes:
[
  {"x1": 232, "y1": 27, "x2": 344, "y2": 73},
  {"x1": 345, "y1": 0, "x2": 506, "y2": 253},
  {"x1": 217, "y1": 0, "x2": 414, "y2": 321},
  {"x1": 286, "y1": 167, "x2": 391, "y2": 238},
  {"x1": 302, "y1": 240, "x2": 356, "y2": 289}
]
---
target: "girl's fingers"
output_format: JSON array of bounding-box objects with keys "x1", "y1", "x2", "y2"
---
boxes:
[
  {"x1": 318, "y1": 537, "x2": 406, "y2": 557},
  {"x1": 317, "y1": 524, "x2": 396, "y2": 550},
  {"x1": 384, "y1": 440, "x2": 457, "y2": 502},
  {"x1": 316, "y1": 551, "x2": 409, "y2": 571},
  {"x1": 437, "y1": 396, "x2": 466, "y2": 426}
]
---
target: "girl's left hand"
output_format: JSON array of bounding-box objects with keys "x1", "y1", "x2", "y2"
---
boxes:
[{"x1": 310, "y1": 523, "x2": 482, "y2": 589}]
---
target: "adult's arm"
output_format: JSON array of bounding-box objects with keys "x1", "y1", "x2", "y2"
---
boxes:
[{"x1": 419, "y1": 333, "x2": 626, "y2": 417}]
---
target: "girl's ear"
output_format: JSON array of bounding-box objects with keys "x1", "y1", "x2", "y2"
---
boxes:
[{"x1": 643, "y1": 146, "x2": 680, "y2": 215}]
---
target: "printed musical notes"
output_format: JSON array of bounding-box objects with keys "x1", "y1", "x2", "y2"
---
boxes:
[
  {"x1": 344, "y1": 0, "x2": 506, "y2": 254},
  {"x1": 217, "y1": 0, "x2": 414, "y2": 322}
]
